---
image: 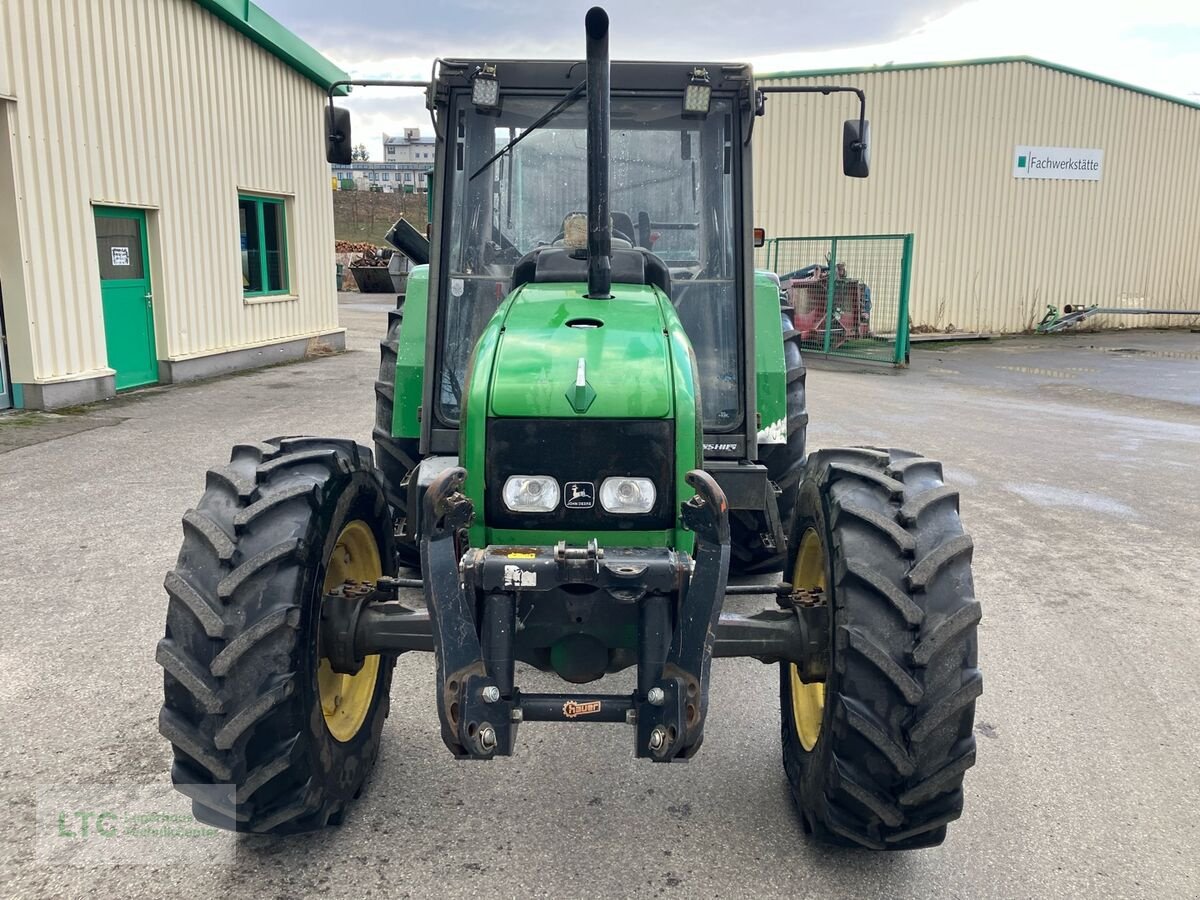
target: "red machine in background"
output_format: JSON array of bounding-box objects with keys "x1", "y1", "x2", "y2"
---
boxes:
[{"x1": 784, "y1": 262, "x2": 872, "y2": 349}]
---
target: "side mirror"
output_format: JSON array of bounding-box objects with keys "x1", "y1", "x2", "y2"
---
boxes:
[
  {"x1": 842, "y1": 119, "x2": 870, "y2": 178},
  {"x1": 326, "y1": 106, "x2": 352, "y2": 165}
]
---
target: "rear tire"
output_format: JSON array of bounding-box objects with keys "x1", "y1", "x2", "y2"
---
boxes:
[
  {"x1": 780, "y1": 447, "x2": 982, "y2": 849},
  {"x1": 730, "y1": 310, "x2": 808, "y2": 574},
  {"x1": 374, "y1": 303, "x2": 422, "y2": 569},
  {"x1": 158, "y1": 437, "x2": 396, "y2": 833}
]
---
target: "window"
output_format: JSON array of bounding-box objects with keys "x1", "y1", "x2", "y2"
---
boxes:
[
  {"x1": 403, "y1": 172, "x2": 413, "y2": 183},
  {"x1": 239, "y1": 194, "x2": 289, "y2": 296},
  {"x1": 382, "y1": 172, "x2": 391, "y2": 181}
]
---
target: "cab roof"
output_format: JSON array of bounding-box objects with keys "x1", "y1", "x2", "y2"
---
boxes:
[{"x1": 434, "y1": 59, "x2": 754, "y2": 95}]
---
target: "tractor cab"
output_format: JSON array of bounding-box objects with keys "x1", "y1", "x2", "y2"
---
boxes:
[{"x1": 430, "y1": 63, "x2": 748, "y2": 436}]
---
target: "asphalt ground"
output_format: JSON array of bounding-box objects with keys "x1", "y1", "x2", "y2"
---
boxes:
[{"x1": 1, "y1": 294, "x2": 1197, "y2": 899}]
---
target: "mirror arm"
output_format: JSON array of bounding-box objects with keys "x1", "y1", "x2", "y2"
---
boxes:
[
  {"x1": 756, "y1": 84, "x2": 868, "y2": 147},
  {"x1": 325, "y1": 78, "x2": 433, "y2": 149},
  {"x1": 853, "y1": 89, "x2": 867, "y2": 152}
]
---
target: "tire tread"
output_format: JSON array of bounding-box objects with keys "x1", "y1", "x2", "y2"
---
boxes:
[{"x1": 159, "y1": 438, "x2": 395, "y2": 834}]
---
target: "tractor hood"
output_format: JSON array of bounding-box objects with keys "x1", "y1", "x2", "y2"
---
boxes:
[{"x1": 488, "y1": 283, "x2": 674, "y2": 419}]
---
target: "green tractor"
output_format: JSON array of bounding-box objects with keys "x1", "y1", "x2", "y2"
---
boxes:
[{"x1": 158, "y1": 8, "x2": 981, "y2": 849}]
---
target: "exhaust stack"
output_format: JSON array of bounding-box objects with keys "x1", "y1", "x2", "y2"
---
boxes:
[{"x1": 584, "y1": 7, "x2": 612, "y2": 299}]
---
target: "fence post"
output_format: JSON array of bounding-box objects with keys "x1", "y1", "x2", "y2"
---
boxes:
[
  {"x1": 822, "y1": 238, "x2": 838, "y2": 355},
  {"x1": 895, "y1": 233, "x2": 914, "y2": 365}
]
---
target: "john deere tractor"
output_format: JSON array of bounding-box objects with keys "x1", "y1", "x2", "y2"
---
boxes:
[{"x1": 158, "y1": 8, "x2": 981, "y2": 849}]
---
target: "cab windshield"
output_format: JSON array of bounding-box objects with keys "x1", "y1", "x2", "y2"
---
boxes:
[{"x1": 441, "y1": 92, "x2": 740, "y2": 429}]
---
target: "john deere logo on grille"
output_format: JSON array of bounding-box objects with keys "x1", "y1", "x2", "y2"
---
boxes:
[
  {"x1": 563, "y1": 700, "x2": 602, "y2": 718},
  {"x1": 564, "y1": 481, "x2": 594, "y2": 509}
]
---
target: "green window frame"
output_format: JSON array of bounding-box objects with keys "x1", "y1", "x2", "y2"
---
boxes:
[{"x1": 239, "y1": 194, "x2": 290, "y2": 297}]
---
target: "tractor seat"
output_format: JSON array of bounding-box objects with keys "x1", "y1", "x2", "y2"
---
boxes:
[{"x1": 511, "y1": 247, "x2": 672, "y2": 297}]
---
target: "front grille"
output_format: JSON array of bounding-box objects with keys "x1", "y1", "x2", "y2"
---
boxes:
[{"x1": 485, "y1": 418, "x2": 674, "y2": 531}]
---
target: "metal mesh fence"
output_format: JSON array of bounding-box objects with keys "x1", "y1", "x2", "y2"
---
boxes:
[{"x1": 756, "y1": 234, "x2": 913, "y2": 365}]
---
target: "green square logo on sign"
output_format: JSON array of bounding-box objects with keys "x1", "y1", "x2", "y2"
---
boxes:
[{"x1": 1014, "y1": 146, "x2": 1103, "y2": 181}]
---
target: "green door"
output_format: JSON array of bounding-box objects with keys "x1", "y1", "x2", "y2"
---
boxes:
[
  {"x1": 95, "y1": 207, "x2": 157, "y2": 390},
  {"x1": 0, "y1": 285, "x2": 11, "y2": 411}
]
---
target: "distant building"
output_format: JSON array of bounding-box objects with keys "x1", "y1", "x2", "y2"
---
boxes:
[
  {"x1": 330, "y1": 160, "x2": 432, "y2": 194},
  {"x1": 383, "y1": 129, "x2": 436, "y2": 164}
]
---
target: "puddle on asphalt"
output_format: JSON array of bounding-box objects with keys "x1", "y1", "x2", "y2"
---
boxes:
[
  {"x1": 1005, "y1": 482, "x2": 1136, "y2": 518},
  {"x1": 955, "y1": 394, "x2": 1200, "y2": 444}
]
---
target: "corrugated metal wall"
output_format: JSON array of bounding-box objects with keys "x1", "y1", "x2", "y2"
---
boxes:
[
  {"x1": 0, "y1": 0, "x2": 337, "y2": 383},
  {"x1": 754, "y1": 62, "x2": 1200, "y2": 333}
]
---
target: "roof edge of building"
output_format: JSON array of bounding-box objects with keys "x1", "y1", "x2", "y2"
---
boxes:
[
  {"x1": 192, "y1": 0, "x2": 349, "y2": 94},
  {"x1": 758, "y1": 56, "x2": 1200, "y2": 112}
]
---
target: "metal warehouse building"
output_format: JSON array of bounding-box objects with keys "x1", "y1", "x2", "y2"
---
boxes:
[
  {"x1": 754, "y1": 58, "x2": 1200, "y2": 334},
  {"x1": 0, "y1": 0, "x2": 347, "y2": 410}
]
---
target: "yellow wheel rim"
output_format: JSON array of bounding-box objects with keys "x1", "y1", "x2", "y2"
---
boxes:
[
  {"x1": 317, "y1": 520, "x2": 382, "y2": 743},
  {"x1": 789, "y1": 528, "x2": 826, "y2": 752}
]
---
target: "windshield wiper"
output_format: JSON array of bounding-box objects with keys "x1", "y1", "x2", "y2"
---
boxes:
[{"x1": 469, "y1": 81, "x2": 587, "y2": 181}]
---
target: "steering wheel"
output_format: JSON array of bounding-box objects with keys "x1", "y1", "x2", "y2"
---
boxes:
[
  {"x1": 670, "y1": 266, "x2": 711, "y2": 310},
  {"x1": 670, "y1": 206, "x2": 725, "y2": 309}
]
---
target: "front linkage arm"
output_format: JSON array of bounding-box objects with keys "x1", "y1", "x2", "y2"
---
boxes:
[
  {"x1": 635, "y1": 470, "x2": 730, "y2": 761},
  {"x1": 419, "y1": 466, "x2": 515, "y2": 759}
]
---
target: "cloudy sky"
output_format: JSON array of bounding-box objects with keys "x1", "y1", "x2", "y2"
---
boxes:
[{"x1": 258, "y1": 0, "x2": 1200, "y2": 160}]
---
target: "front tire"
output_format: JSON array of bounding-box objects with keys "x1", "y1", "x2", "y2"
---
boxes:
[
  {"x1": 158, "y1": 437, "x2": 396, "y2": 833},
  {"x1": 780, "y1": 447, "x2": 982, "y2": 849}
]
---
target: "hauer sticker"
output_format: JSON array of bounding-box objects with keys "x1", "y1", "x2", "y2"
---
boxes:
[{"x1": 564, "y1": 481, "x2": 594, "y2": 509}]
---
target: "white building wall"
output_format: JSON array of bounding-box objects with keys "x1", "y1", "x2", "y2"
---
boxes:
[
  {"x1": 0, "y1": 0, "x2": 339, "y2": 384},
  {"x1": 754, "y1": 61, "x2": 1200, "y2": 333}
]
